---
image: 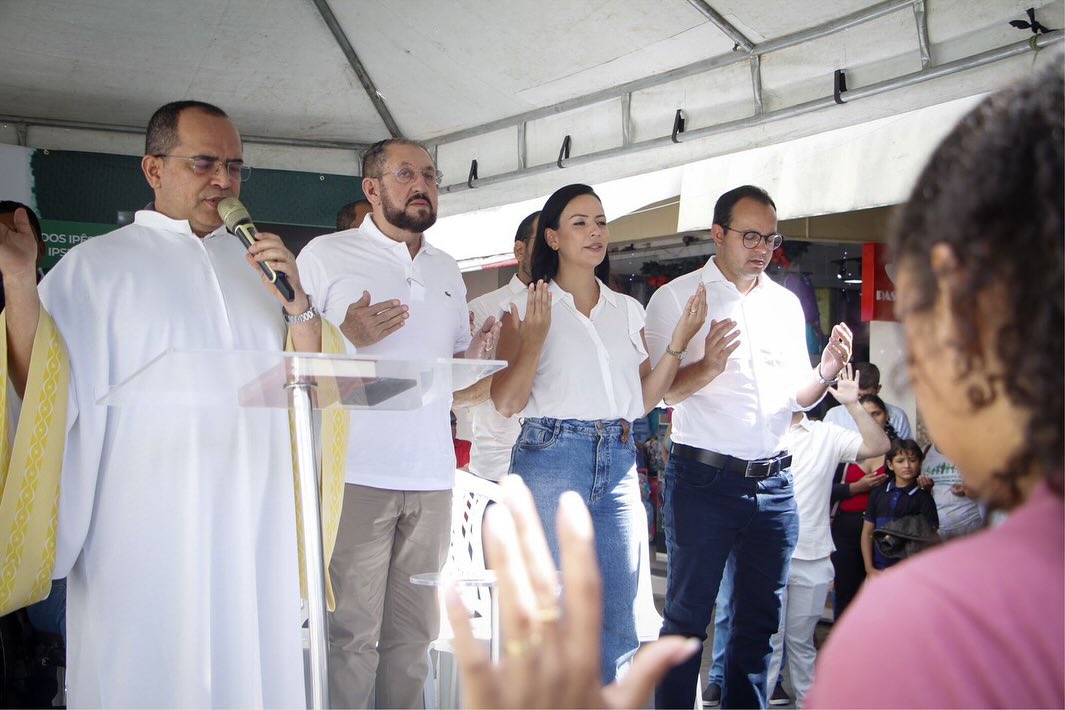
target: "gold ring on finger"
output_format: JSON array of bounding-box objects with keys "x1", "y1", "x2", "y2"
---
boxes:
[
  {"x1": 534, "y1": 605, "x2": 562, "y2": 623},
  {"x1": 505, "y1": 639, "x2": 528, "y2": 658}
]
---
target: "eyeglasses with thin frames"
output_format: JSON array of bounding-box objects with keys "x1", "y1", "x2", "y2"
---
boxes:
[
  {"x1": 374, "y1": 167, "x2": 444, "y2": 187},
  {"x1": 722, "y1": 224, "x2": 784, "y2": 250},
  {"x1": 154, "y1": 154, "x2": 252, "y2": 183}
]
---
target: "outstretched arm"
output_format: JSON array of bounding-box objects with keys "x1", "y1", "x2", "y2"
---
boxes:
[
  {"x1": 490, "y1": 282, "x2": 551, "y2": 418},
  {"x1": 453, "y1": 375, "x2": 492, "y2": 407},
  {"x1": 827, "y1": 364, "x2": 891, "y2": 459}
]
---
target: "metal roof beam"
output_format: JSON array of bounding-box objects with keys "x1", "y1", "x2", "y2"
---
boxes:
[
  {"x1": 684, "y1": 0, "x2": 754, "y2": 52},
  {"x1": 755, "y1": 0, "x2": 912, "y2": 54},
  {"x1": 750, "y1": 54, "x2": 764, "y2": 115},
  {"x1": 0, "y1": 114, "x2": 371, "y2": 152},
  {"x1": 425, "y1": 0, "x2": 915, "y2": 147},
  {"x1": 913, "y1": 0, "x2": 933, "y2": 69},
  {"x1": 440, "y1": 31, "x2": 1062, "y2": 194},
  {"x1": 310, "y1": 0, "x2": 402, "y2": 138}
]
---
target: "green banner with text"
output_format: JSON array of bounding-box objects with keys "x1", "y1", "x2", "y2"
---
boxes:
[{"x1": 38, "y1": 220, "x2": 116, "y2": 272}]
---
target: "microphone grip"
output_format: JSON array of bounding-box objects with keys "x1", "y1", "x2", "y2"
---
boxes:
[
  {"x1": 234, "y1": 223, "x2": 295, "y2": 302},
  {"x1": 273, "y1": 271, "x2": 296, "y2": 302}
]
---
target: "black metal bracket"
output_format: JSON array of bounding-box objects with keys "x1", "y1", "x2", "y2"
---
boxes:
[
  {"x1": 556, "y1": 135, "x2": 571, "y2": 168},
  {"x1": 467, "y1": 159, "x2": 478, "y2": 189},
  {"x1": 671, "y1": 109, "x2": 686, "y2": 143},
  {"x1": 1009, "y1": 7, "x2": 1053, "y2": 35},
  {"x1": 834, "y1": 69, "x2": 848, "y2": 105}
]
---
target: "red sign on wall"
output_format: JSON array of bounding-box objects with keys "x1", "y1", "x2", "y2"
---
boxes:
[{"x1": 861, "y1": 242, "x2": 897, "y2": 321}]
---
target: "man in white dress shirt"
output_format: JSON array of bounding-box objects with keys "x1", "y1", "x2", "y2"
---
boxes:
[
  {"x1": 455, "y1": 210, "x2": 539, "y2": 481},
  {"x1": 646, "y1": 185, "x2": 852, "y2": 709},
  {"x1": 297, "y1": 138, "x2": 496, "y2": 708}
]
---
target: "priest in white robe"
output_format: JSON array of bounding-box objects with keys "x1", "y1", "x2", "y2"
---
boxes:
[{"x1": 0, "y1": 100, "x2": 345, "y2": 708}]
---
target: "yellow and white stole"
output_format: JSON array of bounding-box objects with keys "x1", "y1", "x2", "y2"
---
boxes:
[
  {"x1": 0, "y1": 308, "x2": 69, "y2": 615},
  {"x1": 288, "y1": 320, "x2": 349, "y2": 612},
  {"x1": 0, "y1": 309, "x2": 349, "y2": 615}
]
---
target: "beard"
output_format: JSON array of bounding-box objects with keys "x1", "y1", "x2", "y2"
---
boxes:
[{"x1": 380, "y1": 187, "x2": 437, "y2": 233}]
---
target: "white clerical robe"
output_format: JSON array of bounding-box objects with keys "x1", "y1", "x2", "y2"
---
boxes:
[{"x1": 41, "y1": 211, "x2": 305, "y2": 707}]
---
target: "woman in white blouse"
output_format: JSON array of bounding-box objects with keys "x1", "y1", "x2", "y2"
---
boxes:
[{"x1": 491, "y1": 183, "x2": 706, "y2": 684}]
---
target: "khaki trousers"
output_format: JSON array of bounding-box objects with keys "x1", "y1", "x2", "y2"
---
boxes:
[{"x1": 328, "y1": 484, "x2": 452, "y2": 709}]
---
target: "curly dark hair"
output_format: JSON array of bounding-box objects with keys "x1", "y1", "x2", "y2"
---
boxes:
[{"x1": 890, "y1": 59, "x2": 1064, "y2": 503}]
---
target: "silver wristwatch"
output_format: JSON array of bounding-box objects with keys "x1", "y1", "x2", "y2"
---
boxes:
[
  {"x1": 665, "y1": 346, "x2": 687, "y2": 360},
  {"x1": 283, "y1": 295, "x2": 320, "y2": 324}
]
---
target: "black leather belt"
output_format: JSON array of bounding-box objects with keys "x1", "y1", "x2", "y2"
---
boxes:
[{"x1": 670, "y1": 443, "x2": 792, "y2": 479}]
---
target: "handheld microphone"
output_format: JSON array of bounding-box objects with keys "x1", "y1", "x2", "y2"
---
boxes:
[{"x1": 217, "y1": 197, "x2": 295, "y2": 302}]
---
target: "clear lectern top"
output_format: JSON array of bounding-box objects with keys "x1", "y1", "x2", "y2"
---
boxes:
[{"x1": 97, "y1": 349, "x2": 505, "y2": 410}]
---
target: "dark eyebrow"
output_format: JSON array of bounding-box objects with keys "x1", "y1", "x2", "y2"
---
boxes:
[
  {"x1": 191, "y1": 154, "x2": 245, "y2": 165},
  {"x1": 569, "y1": 213, "x2": 606, "y2": 219}
]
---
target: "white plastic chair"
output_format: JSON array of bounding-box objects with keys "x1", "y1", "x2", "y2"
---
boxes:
[
  {"x1": 424, "y1": 469, "x2": 503, "y2": 709},
  {"x1": 424, "y1": 470, "x2": 662, "y2": 706}
]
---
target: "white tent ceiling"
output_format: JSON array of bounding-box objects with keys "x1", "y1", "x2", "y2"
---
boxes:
[{"x1": 1, "y1": 0, "x2": 1061, "y2": 221}]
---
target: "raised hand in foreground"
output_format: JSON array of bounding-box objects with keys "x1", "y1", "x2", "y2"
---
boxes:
[{"x1": 446, "y1": 476, "x2": 699, "y2": 709}]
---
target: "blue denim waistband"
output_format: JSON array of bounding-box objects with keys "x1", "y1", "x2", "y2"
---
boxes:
[{"x1": 522, "y1": 416, "x2": 632, "y2": 440}]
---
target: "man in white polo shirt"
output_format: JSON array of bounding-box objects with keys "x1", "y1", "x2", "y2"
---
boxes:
[
  {"x1": 455, "y1": 210, "x2": 539, "y2": 481},
  {"x1": 646, "y1": 185, "x2": 852, "y2": 709},
  {"x1": 297, "y1": 138, "x2": 496, "y2": 709}
]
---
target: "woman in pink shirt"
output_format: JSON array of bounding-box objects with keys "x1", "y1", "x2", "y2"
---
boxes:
[{"x1": 807, "y1": 63, "x2": 1063, "y2": 708}]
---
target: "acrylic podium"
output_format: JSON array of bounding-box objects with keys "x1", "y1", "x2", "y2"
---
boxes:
[{"x1": 98, "y1": 349, "x2": 505, "y2": 710}]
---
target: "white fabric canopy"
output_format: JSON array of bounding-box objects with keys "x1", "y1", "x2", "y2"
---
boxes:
[{"x1": 677, "y1": 94, "x2": 986, "y2": 229}]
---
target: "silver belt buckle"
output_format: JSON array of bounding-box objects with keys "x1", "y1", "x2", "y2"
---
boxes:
[{"x1": 744, "y1": 457, "x2": 774, "y2": 478}]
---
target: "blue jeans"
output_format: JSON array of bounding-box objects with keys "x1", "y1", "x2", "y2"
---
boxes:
[
  {"x1": 511, "y1": 417, "x2": 640, "y2": 685},
  {"x1": 709, "y1": 558, "x2": 787, "y2": 691},
  {"x1": 656, "y1": 452, "x2": 798, "y2": 709},
  {"x1": 26, "y1": 578, "x2": 66, "y2": 639},
  {"x1": 708, "y1": 552, "x2": 734, "y2": 686}
]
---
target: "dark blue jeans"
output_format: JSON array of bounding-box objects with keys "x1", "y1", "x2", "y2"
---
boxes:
[
  {"x1": 656, "y1": 453, "x2": 798, "y2": 710},
  {"x1": 511, "y1": 417, "x2": 640, "y2": 685},
  {"x1": 26, "y1": 578, "x2": 66, "y2": 640}
]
